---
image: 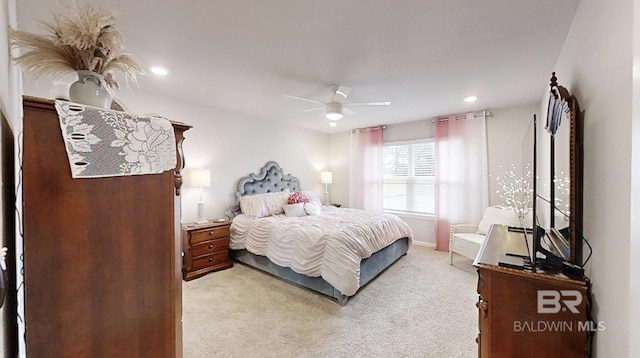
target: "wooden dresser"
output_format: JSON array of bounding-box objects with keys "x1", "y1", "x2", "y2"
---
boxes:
[
  {"x1": 182, "y1": 221, "x2": 233, "y2": 280},
  {"x1": 473, "y1": 225, "x2": 589, "y2": 357},
  {"x1": 21, "y1": 96, "x2": 190, "y2": 357}
]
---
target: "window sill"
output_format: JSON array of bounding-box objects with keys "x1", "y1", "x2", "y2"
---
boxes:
[{"x1": 384, "y1": 210, "x2": 434, "y2": 220}]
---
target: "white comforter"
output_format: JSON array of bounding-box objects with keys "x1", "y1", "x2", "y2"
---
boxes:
[{"x1": 230, "y1": 206, "x2": 413, "y2": 296}]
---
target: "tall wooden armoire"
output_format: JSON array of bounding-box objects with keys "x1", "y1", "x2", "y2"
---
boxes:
[{"x1": 21, "y1": 96, "x2": 190, "y2": 357}]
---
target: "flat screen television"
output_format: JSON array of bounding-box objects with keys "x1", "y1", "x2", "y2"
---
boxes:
[{"x1": 519, "y1": 113, "x2": 570, "y2": 270}]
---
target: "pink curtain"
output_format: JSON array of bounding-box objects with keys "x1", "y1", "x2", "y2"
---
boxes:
[
  {"x1": 349, "y1": 125, "x2": 384, "y2": 211},
  {"x1": 435, "y1": 113, "x2": 489, "y2": 251}
]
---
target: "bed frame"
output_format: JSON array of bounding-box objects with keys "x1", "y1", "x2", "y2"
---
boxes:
[{"x1": 225, "y1": 161, "x2": 409, "y2": 305}]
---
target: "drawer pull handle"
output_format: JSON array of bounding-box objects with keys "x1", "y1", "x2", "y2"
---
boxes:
[
  {"x1": 476, "y1": 299, "x2": 488, "y2": 318},
  {"x1": 209, "y1": 257, "x2": 214, "y2": 262},
  {"x1": 209, "y1": 244, "x2": 214, "y2": 249},
  {"x1": 209, "y1": 231, "x2": 214, "y2": 235}
]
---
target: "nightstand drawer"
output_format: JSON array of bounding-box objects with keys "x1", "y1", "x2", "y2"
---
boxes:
[
  {"x1": 190, "y1": 226, "x2": 230, "y2": 244},
  {"x1": 191, "y1": 251, "x2": 230, "y2": 271},
  {"x1": 192, "y1": 238, "x2": 229, "y2": 257}
]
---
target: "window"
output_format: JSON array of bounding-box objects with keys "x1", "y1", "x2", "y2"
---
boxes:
[{"x1": 383, "y1": 140, "x2": 435, "y2": 215}]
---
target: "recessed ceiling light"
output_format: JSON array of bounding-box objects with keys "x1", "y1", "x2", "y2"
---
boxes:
[
  {"x1": 329, "y1": 122, "x2": 337, "y2": 127},
  {"x1": 464, "y1": 96, "x2": 477, "y2": 103},
  {"x1": 150, "y1": 67, "x2": 168, "y2": 76}
]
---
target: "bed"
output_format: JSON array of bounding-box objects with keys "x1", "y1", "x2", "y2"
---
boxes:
[{"x1": 225, "y1": 161, "x2": 412, "y2": 305}]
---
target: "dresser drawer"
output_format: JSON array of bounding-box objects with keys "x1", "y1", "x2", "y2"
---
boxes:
[
  {"x1": 190, "y1": 226, "x2": 230, "y2": 244},
  {"x1": 192, "y1": 238, "x2": 229, "y2": 257},
  {"x1": 191, "y1": 251, "x2": 231, "y2": 271}
]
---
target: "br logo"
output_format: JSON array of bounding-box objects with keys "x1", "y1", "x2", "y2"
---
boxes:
[{"x1": 537, "y1": 290, "x2": 582, "y2": 314}]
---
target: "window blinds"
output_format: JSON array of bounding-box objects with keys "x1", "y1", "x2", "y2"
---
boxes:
[{"x1": 383, "y1": 141, "x2": 435, "y2": 214}]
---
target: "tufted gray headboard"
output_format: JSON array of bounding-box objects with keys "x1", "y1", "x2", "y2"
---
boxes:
[{"x1": 225, "y1": 161, "x2": 301, "y2": 219}]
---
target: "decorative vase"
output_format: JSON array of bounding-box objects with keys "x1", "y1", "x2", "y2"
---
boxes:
[{"x1": 69, "y1": 70, "x2": 112, "y2": 109}]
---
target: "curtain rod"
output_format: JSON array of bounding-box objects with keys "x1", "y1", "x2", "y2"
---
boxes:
[
  {"x1": 350, "y1": 125, "x2": 386, "y2": 133},
  {"x1": 431, "y1": 110, "x2": 492, "y2": 123}
]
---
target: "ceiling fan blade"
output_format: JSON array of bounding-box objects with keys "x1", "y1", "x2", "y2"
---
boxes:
[
  {"x1": 301, "y1": 107, "x2": 324, "y2": 113},
  {"x1": 344, "y1": 101, "x2": 391, "y2": 107},
  {"x1": 332, "y1": 85, "x2": 351, "y2": 102},
  {"x1": 283, "y1": 94, "x2": 325, "y2": 105},
  {"x1": 343, "y1": 107, "x2": 357, "y2": 116}
]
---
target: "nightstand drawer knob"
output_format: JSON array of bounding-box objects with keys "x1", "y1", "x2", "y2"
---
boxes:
[
  {"x1": 209, "y1": 231, "x2": 214, "y2": 235},
  {"x1": 209, "y1": 257, "x2": 214, "y2": 262},
  {"x1": 209, "y1": 244, "x2": 214, "y2": 249}
]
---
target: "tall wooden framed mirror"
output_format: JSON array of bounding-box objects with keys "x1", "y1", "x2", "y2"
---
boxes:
[{"x1": 539, "y1": 72, "x2": 584, "y2": 265}]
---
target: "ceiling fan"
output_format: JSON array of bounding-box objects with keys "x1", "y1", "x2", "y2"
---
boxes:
[{"x1": 283, "y1": 85, "x2": 391, "y2": 120}]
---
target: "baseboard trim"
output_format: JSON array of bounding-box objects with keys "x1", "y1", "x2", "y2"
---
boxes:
[{"x1": 411, "y1": 241, "x2": 435, "y2": 248}]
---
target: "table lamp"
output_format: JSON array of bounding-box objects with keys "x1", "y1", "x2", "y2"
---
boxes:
[
  {"x1": 185, "y1": 168, "x2": 211, "y2": 224},
  {"x1": 321, "y1": 171, "x2": 332, "y2": 205}
]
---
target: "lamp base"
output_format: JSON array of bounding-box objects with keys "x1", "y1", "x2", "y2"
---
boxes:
[{"x1": 196, "y1": 201, "x2": 207, "y2": 224}]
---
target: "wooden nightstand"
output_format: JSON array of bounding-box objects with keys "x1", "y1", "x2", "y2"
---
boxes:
[{"x1": 182, "y1": 221, "x2": 233, "y2": 281}]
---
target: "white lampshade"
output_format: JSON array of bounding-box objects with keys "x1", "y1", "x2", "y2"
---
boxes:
[
  {"x1": 185, "y1": 168, "x2": 211, "y2": 188},
  {"x1": 321, "y1": 171, "x2": 333, "y2": 184},
  {"x1": 184, "y1": 168, "x2": 211, "y2": 224}
]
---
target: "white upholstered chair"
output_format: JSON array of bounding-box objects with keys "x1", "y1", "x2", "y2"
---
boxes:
[{"x1": 449, "y1": 206, "x2": 529, "y2": 264}]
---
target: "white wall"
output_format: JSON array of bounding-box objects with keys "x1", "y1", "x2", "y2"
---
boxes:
[
  {"x1": 553, "y1": 0, "x2": 633, "y2": 356},
  {"x1": 631, "y1": 0, "x2": 640, "y2": 356},
  {"x1": 122, "y1": 91, "x2": 331, "y2": 223},
  {"x1": 486, "y1": 103, "x2": 539, "y2": 206},
  {"x1": 328, "y1": 131, "x2": 349, "y2": 207}
]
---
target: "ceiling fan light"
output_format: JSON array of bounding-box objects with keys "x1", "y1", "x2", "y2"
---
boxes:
[
  {"x1": 326, "y1": 112, "x2": 343, "y2": 120},
  {"x1": 326, "y1": 102, "x2": 343, "y2": 120}
]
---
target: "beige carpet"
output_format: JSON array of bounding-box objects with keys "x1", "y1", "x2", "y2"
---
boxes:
[{"x1": 182, "y1": 245, "x2": 478, "y2": 358}]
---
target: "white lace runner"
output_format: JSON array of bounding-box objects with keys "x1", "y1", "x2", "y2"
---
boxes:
[{"x1": 55, "y1": 100, "x2": 177, "y2": 178}]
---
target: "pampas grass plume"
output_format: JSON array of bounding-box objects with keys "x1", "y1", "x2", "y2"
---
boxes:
[{"x1": 9, "y1": 3, "x2": 144, "y2": 90}]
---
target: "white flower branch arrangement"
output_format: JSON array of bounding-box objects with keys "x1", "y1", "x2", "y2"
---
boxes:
[
  {"x1": 494, "y1": 164, "x2": 533, "y2": 219},
  {"x1": 553, "y1": 174, "x2": 571, "y2": 220},
  {"x1": 8, "y1": 4, "x2": 144, "y2": 91}
]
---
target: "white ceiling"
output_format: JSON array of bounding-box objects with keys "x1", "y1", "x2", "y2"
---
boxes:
[{"x1": 16, "y1": 0, "x2": 580, "y2": 133}]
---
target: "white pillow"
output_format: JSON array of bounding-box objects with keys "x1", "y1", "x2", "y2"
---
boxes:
[
  {"x1": 239, "y1": 189, "x2": 290, "y2": 218},
  {"x1": 302, "y1": 191, "x2": 322, "y2": 206},
  {"x1": 283, "y1": 203, "x2": 307, "y2": 217},
  {"x1": 477, "y1": 206, "x2": 521, "y2": 235},
  {"x1": 304, "y1": 202, "x2": 322, "y2": 216}
]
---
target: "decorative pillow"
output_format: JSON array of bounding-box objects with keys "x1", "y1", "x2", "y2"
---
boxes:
[
  {"x1": 283, "y1": 203, "x2": 307, "y2": 217},
  {"x1": 304, "y1": 201, "x2": 322, "y2": 216},
  {"x1": 477, "y1": 206, "x2": 522, "y2": 235},
  {"x1": 240, "y1": 189, "x2": 290, "y2": 218},
  {"x1": 287, "y1": 191, "x2": 310, "y2": 204},
  {"x1": 302, "y1": 191, "x2": 322, "y2": 206}
]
